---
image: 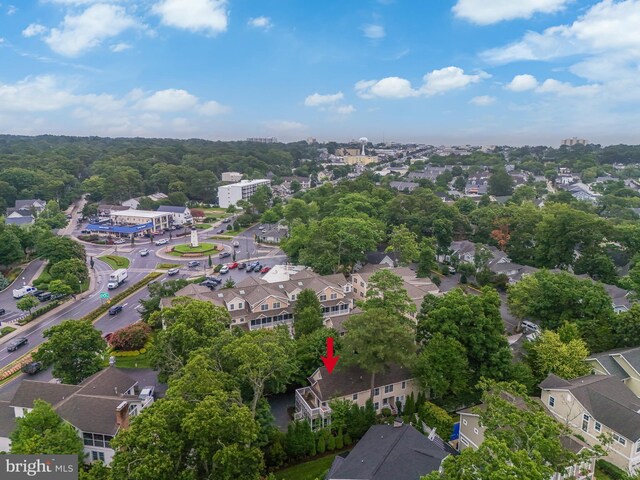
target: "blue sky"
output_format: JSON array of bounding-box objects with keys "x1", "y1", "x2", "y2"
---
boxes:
[{"x1": 1, "y1": 0, "x2": 639, "y2": 145}]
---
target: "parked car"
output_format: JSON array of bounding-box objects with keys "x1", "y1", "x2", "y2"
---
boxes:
[
  {"x1": 219, "y1": 252, "x2": 231, "y2": 259},
  {"x1": 108, "y1": 305, "x2": 123, "y2": 315},
  {"x1": 167, "y1": 267, "x2": 180, "y2": 276},
  {"x1": 80, "y1": 229, "x2": 92, "y2": 234},
  {"x1": 238, "y1": 262, "x2": 246, "y2": 270},
  {"x1": 252, "y1": 264, "x2": 262, "y2": 273},
  {"x1": 113, "y1": 238, "x2": 126, "y2": 245},
  {"x1": 155, "y1": 238, "x2": 169, "y2": 246},
  {"x1": 21, "y1": 361, "x2": 42, "y2": 375},
  {"x1": 261, "y1": 266, "x2": 271, "y2": 274},
  {"x1": 206, "y1": 276, "x2": 222, "y2": 284},
  {"x1": 135, "y1": 304, "x2": 147, "y2": 314},
  {"x1": 219, "y1": 265, "x2": 230, "y2": 274},
  {"x1": 35, "y1": 291, "x2": 52, "y2": 302},
  {"x1": 228, "y1": 262, "x2": 238, "y2": 269},
  {"x1": 200, "y1": 280, "x2": 217, "y2": 289},
  {"x1": 521, "y1": 320, "x2": 539, "y2": 332},
  {"x1": 216, "y1": 228, "x2": 225, "y2": 234},
  {"x1": 222, "y1": 218, "x2": 231, "y2": 223},
  {"x1": 187, "y1": 260, "x2": 200, "y2": 268},
  {"x1": 139, "y1": 248, "x2": 150, "y2": 256},
  {"x1": 7, "y1": 337, "x2": 28, "y2": 352},
  {"x1": 50, "y1": 293, "x2": 66, "y2": 301}
]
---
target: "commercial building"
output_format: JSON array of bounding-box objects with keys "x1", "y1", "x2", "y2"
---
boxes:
[
  {"x1": 217, "y1": 179, "x2": 271, "y2": 208},
  {"x1": 246, "y1": 137, "x2": 277, "y2": 143},
  {"x1": 221, "y1": 171, "x2": 243, "y2": 183},
  {"x1": 562, "y1": 137, "x2": 588, "y2": 146},
  {"x1": 342, "y1": 155, "x2": 378, "y2": 165},
  {"x1": 110, "y1": 209, "x2": 172, "y2": 232}
]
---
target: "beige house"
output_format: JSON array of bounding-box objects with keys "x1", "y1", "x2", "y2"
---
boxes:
[
  {"x1": 540, "y1": 373, "x2": 640, "y2": 474},
  {"x1": 294, "y1": 364, "x2": 418, "y2": 430},
  {"x1": 587, "y1": 346, "x2": 640, "y2": 397},
  {"x1": 167, "y1": 269, "x2": 354, "y2": 331},
  {"x1": 458, "y1": 395, "x2": 596, "y2": 480}
]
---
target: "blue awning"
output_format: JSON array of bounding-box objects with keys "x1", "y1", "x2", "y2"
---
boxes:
[{"x1": 86, "y1": 222, "x2": 154, "y2": 234}]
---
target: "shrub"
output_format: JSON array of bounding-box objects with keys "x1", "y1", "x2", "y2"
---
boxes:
[
  {"x1": 0, "y1": 326, "x2": 16, "y2": 338},
  {"x1": 335, "y1": 429, "x2": 344, "y2": 449},
  {"x1": 343, "y1": 433, "x2": 352, "y2": 446},
  {"x1": 326, "y1": 434, "x2": 336, "y2": 451},
  {"x1": 0, "y1": 273, "x2": 9, "y2": 291},
  {"x1": 17, "y1": 301, "x2": 62, "y2": 326},
  {"x1": 430, "y1": 275, "x2": 442, "y2": 287},
  {"x1": 381, "y1": 407, "x2": 392, "y2": 417},
  {"x1": 109, "y1": 323, "x2": 152, "y2": 351},
  {"x1": 316, "y1": 436, "x2": 326, "y2": 454},
  {"x1": 595, "y1": 460, "x2": 628, "y2": 480}
]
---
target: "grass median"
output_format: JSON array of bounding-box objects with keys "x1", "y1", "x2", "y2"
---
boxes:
[{"x1": 98, "y1": 255, "x2": 130, "y2": 269}]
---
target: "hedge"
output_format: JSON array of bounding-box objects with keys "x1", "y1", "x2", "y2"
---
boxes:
[
  {"x1": 16, "y1": 300, "x2": 62, "y2": 326},
  {"x1": 596, "y1": 460, "x2": 629, "y2": 480},
  {"x1": 82, "y1": 272, "x2": 163, "y2": 323},
  {"x1": 0, "y1": 326, "x2": 16, "y2": 338},
  {"x1": 110, "y1": 340, "x2": 152, "y2": 357}
]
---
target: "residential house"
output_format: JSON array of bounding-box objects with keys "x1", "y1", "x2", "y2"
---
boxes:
[
  {"x1": 562, "y1": 182, "x2": 601, "y2": 203},
  {"x1": 156, "y1": 205, "x2": 192, "y2": 225},
  {"x1": 0, "y1": 368, "x2": 153, "y2": 465},
  {"x1": 407, "y1": 165, "x2": 452, "y2": 182},
  {"x1": 167, "y1": 269, "x2": 354, "y2": 331},
  {"x1": 458, "y1": 394, "x2": 596, "y2": 480},
  {"x1": 256, "y1": 222, "x2": 289, "y2": 244},
  {"x1": 294, "y1": 364, "x2": 418, "y2": 429},
  {"x1": 390, "y1": 181, "x2": 419, "y2": 192},
  {"x1": 465, "y1": 173, "x2": 490, "y2": 195},
  {"x1": 5, "y1": 199, "x2": 46, "y2": 225},
  {"x1": 5, "y1": 211, "x2": 35, "y2": 226},
  {"x1": 540, "y1": 373, "x2": 640, "y2": 474},
  {"x1": 365, "y1": 251, "x2": 398, "y2": 268},
  {"x1": 586, "y1": 346, "x2": 640, "y2": 397},
  {"x1": 437, "y1": 240, "x2": 476, "y2": 264},
  {"x1": 122, "y1": 192, "x2": 168, "y2": 209},
  {"x1": 326, "y1": 422, "x2": 453, "y2": 480},
  {"x1": 12, "y1": 199, "x2": 46, "y2": 215},
  {"x1": 281, "y1": 176, "x2": 312, "y2": 191}
]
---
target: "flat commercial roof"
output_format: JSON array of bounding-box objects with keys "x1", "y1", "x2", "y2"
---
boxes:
[
  {"x1": 87, "y1": 222, "x2": 154, "y2": 234},
  {"x1": 110, "y1": 209, "x2": 170, "y2": 219},
  {"x1": 220, "y1": 179, "x2": 270, "y2": 188}
]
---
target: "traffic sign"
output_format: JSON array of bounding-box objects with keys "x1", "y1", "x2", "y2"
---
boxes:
[{"x1": 100, "y1": 292, "x2": 110, "y2": 299}]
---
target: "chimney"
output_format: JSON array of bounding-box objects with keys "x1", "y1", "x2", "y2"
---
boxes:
[{"x1": 115, "y1": 401, "x2": 129, "y2": 430}]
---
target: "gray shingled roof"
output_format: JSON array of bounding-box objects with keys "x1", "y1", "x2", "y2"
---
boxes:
[
  {"x1": 10, "y1": 382, "x2": 81, "y2": 409},
  {"x1": 327, "y1": 424, "x2": 451, "y2": 480},
  {"x1": 156, "y1": 205, "x2": 189, "y2": 213},
  {"x1": 78, "y1": 367, "x2": 137, "y2": 396},
  {"x1": 312, "y1": 364, "x2": 413, "y2": 401},
  {"x1": 5, "y1": 216, "x2": 35, "y2": 225},
  {"x1": 540, "y1": 374, "x2": 640, "y2": 441},
  {"x1": 587, "y1": 348, "x2": 634, "y2": 380},
  {"x1": 56, "y1": 395, "x2": 136, "y2": 436},
  {"x1": 0, "y1": 401, "x2": 17, "y2": 437}
]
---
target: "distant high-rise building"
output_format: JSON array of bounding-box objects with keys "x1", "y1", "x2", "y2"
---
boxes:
[
  {"x1": 246, "y1": 137, "x2": 278, "y2": 144},
  {"x1": 561, "y1": 137, "x2": 588, "y2": 146}
]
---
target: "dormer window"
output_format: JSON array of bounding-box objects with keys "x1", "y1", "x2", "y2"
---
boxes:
[
  {"x1": 238, "y1": 302, "x2": 243, "y2": 309},
  {"x1": 229, "y1": 304, "x2": 234, "y2": 311},
  {"x1": 319, "y1": 294, "x2": 327, "y2": 301},
  {"x1": 261, "y1": 304, "x2": 268, "y2": 311}
]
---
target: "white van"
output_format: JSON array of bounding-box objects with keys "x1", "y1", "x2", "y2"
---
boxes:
[
  {"x1": 520, "y1": 320, "x2": 539, "y2": 332},
  {"x1": 13, "y1": 286, "x2": 37, "y2": 299}
]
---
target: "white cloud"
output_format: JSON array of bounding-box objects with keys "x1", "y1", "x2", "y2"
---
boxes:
[
  {"x1": 470, "y1": 95, "x2": 496, "y2": 106},
  {"x1": 355, "y1": 67, "x2": 489, "y2": 99},
  {"x1": 248, "y1": 16, "x2": 273, "y2": 30},
  {"x1": 506, "y1": 74, "x2": 539, "y2": 91},
  {"x1": 264, "y1": 120, "x2": 307, "y2": 132},
  {"x1": 110, "y1": 42, "x2": 131, "y2": 52},
  {"x1": 536, "y1": 78, "x2": 600, "y2": 96},
  {"x1": 22, "y1": 23, "x2": 48, "y2": 38},
  {"x1": 453, "y1": 0, "x2": 571, "y2": 25},
  {"x1": 198, "y1": 100, "x2": 230, "y2": 115},
  {"x1": 136, "y1": 89, "x2": 199, "y2": 111},
  {"x1": 334, "y1": 105, "x2": 356, "y2": 115},
  {"x1": 45, "y1": 4, "x2": 137, "y2": 57},
  {"x1": 153, "y1": 0, "x2": 228, "y2": 35},
  {"x1": 7, "y1": 5, "x2": 16, "y2": 15},
  {"x1": 304, "y1": 92, "x2": 344, "y2": 107},
  {"x1": 362, "y1": 24, "x2": 385, "y2": 39}
]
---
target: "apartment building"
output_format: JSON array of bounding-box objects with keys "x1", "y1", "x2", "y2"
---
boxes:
[
  {"x1": 458, "y1": 394, "x2": 596, "y2": 480},
  {"x1": 294, "y1": 364, "x2": 418, "y2": 430},
  {"x1": 217, "y1": 179, "x2": 271, "y2": 208},
  {"x1": 587, "y1": 346, "x2": 640, "y2": 400},
  {"x1": 221, "y1": 171, "x2": 243, "y2": 183},
  {"x1": 562, "y1": 137, "x2": 588, "y2": 146},
  {"x1": 540, "y1": 373, "x2": 640, "y2": 474},
  {"x1": 169, "y1": 269, "x2": 353, "y2": 331},
  {"x1": 0, "y1": 368, "x2": 153, "y2": 465}
]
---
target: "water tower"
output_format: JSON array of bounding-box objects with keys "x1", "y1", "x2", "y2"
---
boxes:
[{"x1": 359, "y1": 137, "x2": 368, "y2": 156}]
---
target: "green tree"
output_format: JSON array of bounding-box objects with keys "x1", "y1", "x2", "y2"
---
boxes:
[
  {"x1": 612, "y1": 304, "x2": 640, "y2": 348},
  {"x1": 432, "y1": 218, "x2": 453, "y2": 256},
  {"x1": 387, "y1": 224, "x2": 420, "y2": 265},
  {"x1": 150, "y1": 299, "x2": 231, "y2": 382},
  {"x1": 417, "y1": 402, "x2": 455, "y2": 440},
  {"x1": 417, "y1": 238, "x2": 437, "y2": 278},
  {"x1": 16, "y1": 295, "x2": 39, "y2": 315},
  {"x1": 360, "y1": 269, "x2": 417, "y2": 319},
  {"x1": 342, "y1": 308, "x2": 416, "y2": 400},
  {"x1": 0, "y1": 228, "x2": 25, "y2": 266},
  {"x1": 525, "y1": 330, "x2": 591, "y2": 384},
  {"x1": 294, "y1": 306, "x2": 324, "y2": 339},
  {"x1": 48, "y1": 279, "x2": 74, "y2": 296},
  {"x1": 34, "y1": 320, "x2": 105, "y2": 384},
  {"x1": 488, "y1": 167, "x2": 514, "y2": 196},
  {"x1": 223, "y1": 278, "x2": 236, "y2": 289},
  {"x1": 249, "y1": 185, "x2": 272, "y2": 214},
  {"x1": 294, "y1": 328, "x2": 341, "y2": 384},
  {"x1": 415, "y1": 334, "x2": 470, "y2": 403},
  {"x1": 50, "y1": 258, "x2": 88, "y2": 283},
  {"x1": 10, "y1": 400, "x2": 84, "y2": 462}
]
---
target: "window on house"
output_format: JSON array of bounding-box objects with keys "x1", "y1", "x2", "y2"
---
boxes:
[
  {"x1": 401, "y1": 381, "x2": 406, "y2": 389},
  {"x1": 548, "y1": 396, "x2": 555, "y2": 408},
  {"x1": 291, "y1": 295, "x2": 296, "y2": 300},
  {"x1": 374, "y1": 402, "x2": 379, "y2": 410},
  {"x1": 360, "y1": 281, "x2": 364, "y2": 287},
  {"x1": 330, "y1": 293, "x2": 337, "y2": 300},
  {"x1": 229, "y1": 304, "x2": 234, "y2": 311},
  {"x1": 91, "y1": 451, "x2": 105, "y2": 462},
  {"x1": 273, "y1": 302, "x2": 281, "y2": 309},
  {"x1": 636, "y1": 441, "x2": 640, "y2": 453},
  {"x1": 360, "y1": 292, "x2": 364, "y2": 297},
  {"x1": 319, "y1": 294, "x2": 327, "y2": 301},
  {"x1": 384, "y1": 385, "x2": 394, "y2": 394},
  {"x1": 352, "y1": 393, "x2": 358, "y2": 401},
  {"x1": 460, "y1": 437, "x2": 469, "y2": 446},
  {"x1": 373, "y1": 388, "x2": 380, "y2": 397},
  {"x1": 595, "y1": 422, "x2": 601, "y2": 432},
  {"x1": 582, "y1": 414, "x2": 590, "y2": 432},
  {"x1": 473, "y1": 428, "x2": 479, "y2": 435},
  {"x1": 261, "y1": 304, "x2": 268, "y2": 311},
  {"x1": 238, "y1": 302, "x2": 243, "y2": 309},
  {"x1": 462, "y1": 419, "x2": 467, "y2": 426}
]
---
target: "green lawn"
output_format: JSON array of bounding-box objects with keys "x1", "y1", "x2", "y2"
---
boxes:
[
  {"x1": 274, "y1": 453, "x2": 342, "y2": 480},
  {"x1": 193, "y1": 223, "x2": 212, "y2": 230},
  {"x1": 32, "y1": 265, "x2": 52, "y2": 289},
  {"x1": 595, "y1": 467, "x2": 614, "y2": 480},
  {"x1": 98, "y1": 255, "x2": 130, "y2": 269},
  {"x1": 156, "y1": 263, "x2": 180, "y2": 269},
  {"x1": 111, "y1": 352, "x2": 151, "y2": 369},
  {"x1": 0, "y1": 326, "x2": 16, "y2": 338},
  {"x1": 172, "y1": 243, "x2": 218, "y2": 255}
]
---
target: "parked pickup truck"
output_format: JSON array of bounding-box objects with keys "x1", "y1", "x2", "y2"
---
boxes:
[{"x1": 107, "y1": 269, "x2": 128, "y2": 289}]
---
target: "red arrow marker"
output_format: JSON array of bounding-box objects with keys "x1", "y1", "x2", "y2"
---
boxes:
[{"x1": 321, "y1": 337, "x2": 339, "y2": 374}]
